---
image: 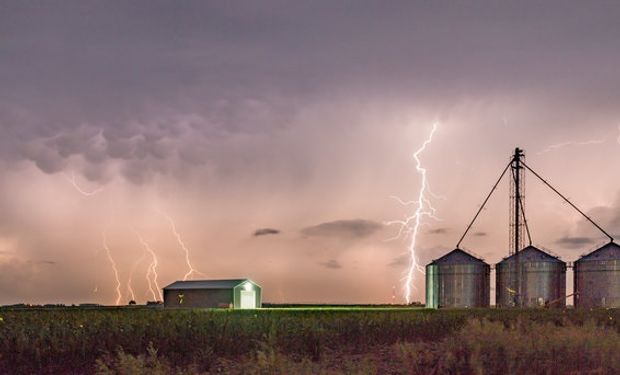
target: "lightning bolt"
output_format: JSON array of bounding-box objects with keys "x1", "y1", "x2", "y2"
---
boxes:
[
  {"x1": 63, "y1": 172, "x2": 104, "y2": 196},
  {"x1": 163, "y1": 214, "x2": 205, "y2": 281},
  {"x1": 102, "y1": 231, "x2": 122, "y2": 305},
  {"x1": 126, "y1": 247, "x2": 147, "y2": 302},
  {"x1": 133, "y1": 230, "x2": 162, "y2": 301},
  {"x1": 537, "y1": 138, "x2": 606, "y2": 155},
  {"x1": 386, "y1": 123, "x2": 439, "y2": 304}
]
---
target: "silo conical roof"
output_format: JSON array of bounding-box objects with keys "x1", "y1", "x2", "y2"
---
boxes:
[
  {"x1": 576, "y1": 241, "x2": 620, "y2": 262},
  {"x1": 429, "y1": 248, "x2": 488, "y2": 265},
  {"x1": 498, "y1": 245, "x2": 564, "y2": 264}
]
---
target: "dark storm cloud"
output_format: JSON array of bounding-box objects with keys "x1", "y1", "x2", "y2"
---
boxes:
[
  {"x1": 564, "y1": 193, "x2": 620, "y2": 245},
  {"x1": 253, "y1": 228, "x2": 281, "y2": 237},
  {"x1": 428, "y1": 228, "x2": 451, "y2": 235},
  {"x1": 556, "y1": 236, "x2": 594, "y2": 249},
  {"x1": 319, "y1": 259, "x2": 342, "y2": 270},
  {"x1": 301, "y1": 220, "x2": 383, "y2": 239},
  {"x1": 2, "y1": 1, "x2": 620, "y2": 184}
]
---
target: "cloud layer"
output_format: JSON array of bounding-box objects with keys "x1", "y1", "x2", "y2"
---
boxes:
[{"x1": 301, "y1": 220, "x2": 384, "y2": 239}]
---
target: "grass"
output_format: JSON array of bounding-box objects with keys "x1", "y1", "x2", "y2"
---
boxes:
[{"x1": 0, "y1": 307, "x2": 618, "y2": 374}]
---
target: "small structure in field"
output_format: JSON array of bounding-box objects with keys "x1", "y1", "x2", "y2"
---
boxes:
[{"x1": 163, "y1": 279, "x2": 262, "y2": 309}]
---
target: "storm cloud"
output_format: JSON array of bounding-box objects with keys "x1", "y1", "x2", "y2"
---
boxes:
[
  {"x1": 253, "y1": 228, "x2": 281, "y2": 237},
  {"x1": 319, "y1": 259, "x2": 343, "y2": 270},
  {"x1": 301, "y1": 220, "x2": 383, "y2": 239},
  {"x1": 3, "y1": 1, "x2": 620, "y2": 185},
  {"x1": 556, "y1": 236, "x2": 595, "y2": 249}
]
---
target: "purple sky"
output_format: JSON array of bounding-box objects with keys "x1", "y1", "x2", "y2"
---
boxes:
[{"x1": 1, "y1": 1, "x2": 620, "y2": 305}]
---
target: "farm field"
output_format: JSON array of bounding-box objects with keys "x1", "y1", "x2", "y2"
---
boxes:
[{"x1": 1, "y1": 307, "x2": 619, "y2": 374}]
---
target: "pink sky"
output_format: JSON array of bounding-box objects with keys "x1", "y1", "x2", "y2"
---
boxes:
[{"x1": 1, "y1": 1, "x2": 619, "y2": 305}]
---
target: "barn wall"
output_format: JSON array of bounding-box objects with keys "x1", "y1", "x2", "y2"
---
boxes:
[{"x1": 164, "y1": 289, "x2": 234, "y2": 308}]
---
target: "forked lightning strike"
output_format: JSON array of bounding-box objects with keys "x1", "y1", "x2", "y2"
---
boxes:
[
  {"x1": 126, "y1": 247, "x2": 147, "y2": 302},
  {"x1": 164, "y1": 214, "x2": 204, "y2": 281},
  {"x1": 386, "y1": 123, "x2": 439, "y2": 304},
  {"x1": 102, "y1": 231, "x2": 122, "y2": 305},
  {"x1": 133, "y1": 230, "x2": 162, "y2": 301}
]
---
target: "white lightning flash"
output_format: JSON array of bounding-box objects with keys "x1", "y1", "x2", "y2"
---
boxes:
[
  {"x1": 133, "y1": 230, "x2": 162, "y2": 301},
  {"x1": 102, "y1": 231, "x2": 122, "y2": 305},
  {"x1": 163, "y1": 214, "x2": 205, "y2": 281},
  {"x1": 386, "y1": 123, "x2": 439, "y2": 304},
  {"x1": 64, "y1": 172, "x2": 104, "y2": 196}
]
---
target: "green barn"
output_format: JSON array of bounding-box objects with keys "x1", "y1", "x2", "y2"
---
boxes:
[{"x1": 163, "y1": 279, "x2": 262, "y2": 309}]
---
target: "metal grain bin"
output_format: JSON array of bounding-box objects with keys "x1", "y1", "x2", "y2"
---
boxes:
[
  {"x1": 426, "y1": 249, "x2": 490, "y2": 308},
  {"x1": 496, "y1": 246, "x2": 566, "y2": 308},
  {"x1": 574, "y1": 242, "x2": 620, "y2": 308}
]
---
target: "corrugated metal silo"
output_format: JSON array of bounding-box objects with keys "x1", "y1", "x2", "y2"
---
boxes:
[
  {"x1": 496, "y1": 246, "x2": 566, "y2": 308},
  {"x1": 574, "y1": 242, "x2": 620, "y2": 308},
  {"x1": 426, "y1": 249, "x2": 490, "y2": 308}
]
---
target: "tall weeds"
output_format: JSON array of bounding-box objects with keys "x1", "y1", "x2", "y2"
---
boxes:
[{"x1": 0, "y1": 308, "x2": 618, "y2": 373}]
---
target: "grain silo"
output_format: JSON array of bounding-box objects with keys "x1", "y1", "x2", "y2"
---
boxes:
[
  {"x1": 574, "y1": 242, "x2": 620, "y2": 308},
  {"x1": 496, "y1": 246, "x2": 566, "y2": 307},
  {"x1": 426, "y1": 248, "x2": 490, "y2": 308}
]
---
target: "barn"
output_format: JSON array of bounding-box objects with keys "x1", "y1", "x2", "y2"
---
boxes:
[{"x1": 163, "y1": 279, "x2": 262, "y2": 309}]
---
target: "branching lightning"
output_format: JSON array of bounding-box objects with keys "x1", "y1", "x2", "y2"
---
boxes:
[
  {"x1": 102, "y1": 231, "x2": 122, "y2": 305},
  {"x1": 126, "y1": 247, "x2": 147, "y2": 302},
  {"x1": 133, "y1": 230, "x2": 162, "y2": 301},
  {"x1": 64, "y1": 172, "x2": 104, "y2": 196},
  {"x1": 163, "y1": 214, "x2": 205, "y2": 281},
  {"x1": 386, "y1": 123, "x2": 439, "y2": 304}
]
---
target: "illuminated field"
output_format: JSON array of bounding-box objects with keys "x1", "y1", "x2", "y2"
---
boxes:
[{"x1": 1, "y1": 307, "x2": 619, "y2": 374}]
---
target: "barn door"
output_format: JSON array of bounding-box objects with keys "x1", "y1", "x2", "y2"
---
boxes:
[{"x1": 240, "y1": 290, "x2": 256, "y2": 309}]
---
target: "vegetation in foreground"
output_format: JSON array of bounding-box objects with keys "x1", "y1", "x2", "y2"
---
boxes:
[{"x1": 0, "y1": 307, "x2": 619, "y2": 374}]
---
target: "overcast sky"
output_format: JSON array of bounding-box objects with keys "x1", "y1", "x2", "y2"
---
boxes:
[{"x1": 1, "y1": 1, "x2": 620, "y2": 305}]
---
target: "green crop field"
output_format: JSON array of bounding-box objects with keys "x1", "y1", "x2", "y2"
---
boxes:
[{"x1": 1, "y1": 307, "x2": 619, "y2": 374}]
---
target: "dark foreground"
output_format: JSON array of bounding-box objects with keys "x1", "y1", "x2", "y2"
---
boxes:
[{"x1": 0, "y1": 307, "x2": 619, "y2": 374}]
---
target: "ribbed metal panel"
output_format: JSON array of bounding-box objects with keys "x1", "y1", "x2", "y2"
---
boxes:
[
  {"x1": 496, "y1": 246, "x2": 566, "y2": 308},
  {"x1": 425, "y1": 264, "x2": 439, "y2": 309},
  {"x1": 425, "y1": 249, "x2": 490, "y2": 308},
  {"x1": 574, "y1": 242, "x2": 620, "y2": 308}
]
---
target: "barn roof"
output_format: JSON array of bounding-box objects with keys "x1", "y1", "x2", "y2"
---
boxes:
[
  {"x1": 576, "y1": 241, "x2": 620, "y2": 262},
  {"x1": 428, "y1": 248, "x2": 487, "y2": 266},
  {"x1": 163, "y1": 279, "x2": 254, "y2": 290},
  {"x1": 497, "y1": 246, "x2": 564, "y2": 264}
]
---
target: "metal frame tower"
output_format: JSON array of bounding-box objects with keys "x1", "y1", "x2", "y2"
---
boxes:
[
  {"x1": 509, "y1": 148, "x2": 525, "y2": 256},
  {"x1": 510, "y1": 148, "x2": 525, "y2": 307}
]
